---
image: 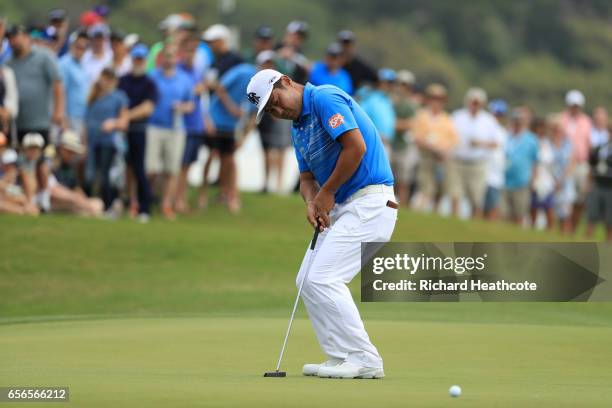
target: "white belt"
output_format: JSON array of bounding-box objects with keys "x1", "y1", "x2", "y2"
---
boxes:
[{"x1": 346, "y1": 184, "x2": 394, "y2": 203}]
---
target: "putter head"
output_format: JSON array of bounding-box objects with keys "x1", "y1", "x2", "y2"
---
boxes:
[{"x1": 264, "y1": 371, "x2": 286, "y2": 377}]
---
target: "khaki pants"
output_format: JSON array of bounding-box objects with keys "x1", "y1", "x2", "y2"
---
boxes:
[
  {"x1": 145, "y1": 126, "x2": 186, "y2": 175},
  {"x1": 502, "y1": 188, "x2": 530, "y2": 221},
  {"x1": 446, "y1": 159, "x2": 488, "y2": 209}
]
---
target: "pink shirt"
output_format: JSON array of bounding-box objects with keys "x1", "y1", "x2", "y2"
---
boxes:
[{"x1": 561, "y1": 111, "x2": 592, "y2": 162}]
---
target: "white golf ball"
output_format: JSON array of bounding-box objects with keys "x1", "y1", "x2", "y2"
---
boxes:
[{"x1": 449, "y1": 385, "x2": 462, "y2": 398}]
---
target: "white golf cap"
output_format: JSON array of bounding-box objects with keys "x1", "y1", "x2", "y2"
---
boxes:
[
  {"x1": 465, "y1": 87, "x2": 487, "y2": 104},
  {"x1": 255, "y1": 50, "x2": 276, "y2": 66},
  {"x1": 565, "y1": 89, "x2": 585, "y2": 107},
  {"x1": 396, "y1": 70, "x2": 415, "y2": 85},
  {"x1": 246, "y1": 69, "x2": 283, "y2": 123},
  {"x1": 22, "y1": 132, "x2": 45, "y2": 148},
  {"x1": 202, "y1": 24, "x2": 231, "y2": 42},
  {"x1": 60, "y1": 129, "x2": 85, "y2": 154}
]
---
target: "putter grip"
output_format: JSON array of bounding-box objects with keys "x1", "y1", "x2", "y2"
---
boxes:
[{"x1": 310, "y1": 225, "x2": 320, "y2": 250}]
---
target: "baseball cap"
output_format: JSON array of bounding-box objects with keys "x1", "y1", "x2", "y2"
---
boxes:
[
  {"x1": 565, "y1": 89, "x2": 585, "y2": 107},
  {"x1": 246, "y1": 69, "x2": 283, "y2": 123},
  {"x1": 6, "y1": 24, "x2": 28, "y2": 38},
  {"x1": 93, "y1": 5, "x2": 111, "y2": 18},
  {"x1": 88, "y1": 23, "x2": 110, "y2": 39},
  {"x1": 159, "y1": 14, "x2": 184, "y2": 31},
  {"x1": 426, "y1": 83, "x2": 448, "y2": 99},
  {"x1": 378, "y1": 68, "x2": 397, "y2": 82},
  {"x1": 2, "y1": 149, "x2": 18, "y2": 165},
  {"x1": 396, "y1": 70, "x2": 415, "y2": 86},
  {"x1": 255, "y1": 50, "x2": 276, "y2": 66},
  {"x1": 130, "y1": 43, "x2": 148, "y2": 59},
  {"x1": 326, "y1": 42, "x2": 343, "y2": 56},
  {"x1": 79, "y1": 10, "x2": 103, "y2": 27},
  {"x1": 286, "y1": 20, "x2": 309, "y2": 36},
  {"x1": 48, "y1": 8, "x2": 67, "y2": 22},
  {"x1": 59, "y1": 129, "x2": 85, "y2": 154},
  {"x1": 124, "y1": 33, "x2": 139, "y2": 48},
  {"x1": 255, "y1": 25, "x2": 274, "y2": 39},
  {"x1": 489, "y1": 99, "x2": 508, "y2": 116},
  {"x1": 110, "y1": 29, "x2": 126, "y2": 42},
  {"x1": 22, "y1": 132, "x2": 45, "y2": 148},
  {"x1": 465, "y1": 87, "x2": 487, "y2": 104},
  {"x1": 337, "y1": 30, "x2": 355, "y2": 43},
  {"x1": 202, "y1": 24, "x2": 231, "y2": 42}
]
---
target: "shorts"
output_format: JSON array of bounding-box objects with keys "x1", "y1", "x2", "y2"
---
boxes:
[
  {"x1": 531, "y1": 191, "x2": 554, "y2": 210},
  {"x1": 586, "y1": 185, "x2": 612, "y2": 227},
  {"x1": 208, "y1": 131, "x2": 236, "y2": 154},
  {"x1": 259, "y1": 120, "x2": 291, "y2": 150},
  {"x1": 483, "y1": 186, "x2": 502, "y2": 213},
  {"x1": 502, "y1": 188, "x2": 530, "y2": 221},
  {"x1": 145, "y1": 126, "x2": 186, "y2": 175},
  {"x1": 182, "y1": 132, "x2": 203, "y2": 166},
  {"x1": 446, "y1": 159, "x2": 488, "y2": 209},
  {"x1": 572, "y1": 162, "x2": 590, "y2": 203},
  {"x1": 391, "y1": 144, "x2": 419, "y2": 184},
  {"x1": 17, "y1": 129, "x2": 50, "y2": 147}
]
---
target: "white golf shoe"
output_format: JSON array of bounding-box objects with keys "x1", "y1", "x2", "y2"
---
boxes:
[
  {"x1": 317, "y1": 362, "x2": 385, "y2": 379},
  {"x1": 302, "y1": 359, "x2": 344, "y2": 376}
]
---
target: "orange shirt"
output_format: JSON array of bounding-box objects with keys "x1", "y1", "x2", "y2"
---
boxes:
[{"x1": 412, "y1": 108, "x2": 459, "y2": 152}]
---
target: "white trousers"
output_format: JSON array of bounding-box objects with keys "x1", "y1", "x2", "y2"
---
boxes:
[{"x1": 296, "y1": 191, "x2": 397, "y2": 368}]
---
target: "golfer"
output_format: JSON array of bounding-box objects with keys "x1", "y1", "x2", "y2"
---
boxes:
[{"x1": 247, "y1": 69, "x2": 397, "y2": 379}]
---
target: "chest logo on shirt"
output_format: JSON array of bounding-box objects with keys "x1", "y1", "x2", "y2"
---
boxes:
[{"x1": 328, "y1": 113, "x2": 345, "y2": 129}]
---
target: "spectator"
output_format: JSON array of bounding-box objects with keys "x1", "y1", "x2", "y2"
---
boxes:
[
  {"x1": 245, "y1": 26, "x2": 274, "y2": 64},
  {"x1": 450, "y1": 88, "x2": 500, "y2": 218},
  {"x1": 82, "y1": 23, "x2": 112, "y2": 85},
  {"x1": 118, "y1": 44, "x2": 156, "y2": 222},
  {"x1": 358, "y1": 68, "x2": 396, "y2": 155},
  {"x1": 390, "y1": 70, "x2": 418, "y2": 206},
  {"x1": 274, "y1": 21, "x2": 309, "y2": 84},
  {"x1": 308, "y1": 42, "x2": 352, "y2": 95},
  {"x1": 59, "y1": 31, "x2": 89, "y2": 136},
  {"x1": 206, "y1": 45, "x2": 256, "y2": 212},
  {"x1": 590, "y1": 106, "x2": 609, "y2": 150},
  {"x1": 0, "y1": 58, "x2": 18, "y2": 138},
  {"x1": 337, "y1": 30, "x2": 377, "y2": 90},
  {"x1": 502, "y1": 107, "x2": 539, "y2": 225},
  {"x1": 146, "y1": 45, "x2": 193, "y2": 219},
  {"x1": 586, "y1": 126, "x2": 612, "y2": 241},
  {"x1": 47, "y1": 8, "x2": 70, "y2": 56},
  {"x1": 255, "y1": 51, "x2": 292, "y2": 194},
  {"x1": 176, "y1": 35, "x2": 207, "y2": 213},
  {"x1": 561, "y1": 89, "x2": 592, "y2": 232},
  {"x1": 110, "y1": 29, "x2": 132, "y2": 77},
  {"x1": 84, "y1": 67, "x2": 129, "y2": 212},
  {"x1": 7, "y1": 24, "x2": 65, "y2": 146},
  {"x1": 0, "y1": 17, "x2": 12, "y2": 64},
  {"x1": 412, "y1": 84, "x2": 458, "y2": 211},
  {"x1": 18, "y1": 132, "x2": 50, "y2": 211},
  {"x1": 484, "y1": 99, "x2": 509, "y2": 220},
  {"x1": 49, "y1": 129, "x2": 104, "y2": 216},
  {"x1": 0, "y1": 132, "x2": 38, "y2": 215}
]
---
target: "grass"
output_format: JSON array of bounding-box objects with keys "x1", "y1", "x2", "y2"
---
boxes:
[{"x1": 1, "y1": 192, "x2": 611, "y2": 407}]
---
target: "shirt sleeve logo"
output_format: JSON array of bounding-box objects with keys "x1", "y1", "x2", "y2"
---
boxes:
[{"x1": 328, "y1": 113, "x2": 345, "y2": 129}]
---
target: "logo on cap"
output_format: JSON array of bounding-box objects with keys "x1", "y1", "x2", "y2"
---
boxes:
[
  {"x1": 247, "y1": 92, "x2": 260, "y2": 106},
  {"x1": 328, "y1": 113, "x2": 344, "y2": 129}
]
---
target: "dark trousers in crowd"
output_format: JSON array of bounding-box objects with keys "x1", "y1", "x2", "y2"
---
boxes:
[
  {"x1": 85, "y1": 144, "x2": 117, "y2": 210},
  {"x1": 126, "y1": 130, "x2": 151, "y2": 215}
]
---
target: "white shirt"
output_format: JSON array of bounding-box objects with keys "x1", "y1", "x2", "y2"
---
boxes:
[
  {"x1": 591, "y1": 127, "x2": 609, "y2": 149},
  {"x1": 487, "y1": 124, "x2": 507, "y2": 188},
  {"x1": 452, "y1": 108, "x2": 500, "y2": 162},
  {"x1": 81, "y1": 45, "x2": 113, "y2": 86}
]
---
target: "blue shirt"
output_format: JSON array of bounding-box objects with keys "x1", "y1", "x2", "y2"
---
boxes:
[
  {"x1": 209, "y1": 63, "x2": 255, "y2": 132},
  {"x1": 85, "y1": 89, "x2": 129, "y2": 147},
  {"x1": 59, "y1": 54, "x2": 88, "y2": 120},
  {"x1": 292, "y1": 83, "x2": 394, "y2": 203},
  {"x1": 505, "y1": 130, "x2": 539, "y2": 190},
  {"x1": 148, "y1": 69, "x2": 193, "y2": 129},
  {"x1": 358, "y1": 88, "x2": 396, "y2": 142},
  {"x1": 178, "y1": 63, "x2": 204, "y2": 134},
  {"x1": 308, "y1": 62, "x2": 353, "y2": 95}
]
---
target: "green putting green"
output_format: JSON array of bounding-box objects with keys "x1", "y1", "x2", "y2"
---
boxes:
[{"x1": 1, "y1": 193, "x2": 611, "y2": 406}]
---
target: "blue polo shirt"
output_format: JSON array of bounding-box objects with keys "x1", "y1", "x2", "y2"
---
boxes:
[
  {"x1": 292, "y1": 83, "x2": 393, "y2": 204},
  {"x1": 148, "y1": 68, "x2": 193, "y2": 129},
  {"x1": 505, "y1": 130, "x2": 539, "y2": 190},
  {"x1": 209, "y1": 62, "x2": 256, "y2": 132},
  {"x1": 59, "y1": 54, "x2": 88, "y2": 120},
  {"x1": 178, "y1": 63, "x2": 205, "y2": 134},
  {"x1": 308, "y1": 62, "x2": 353, "y2": 95}
]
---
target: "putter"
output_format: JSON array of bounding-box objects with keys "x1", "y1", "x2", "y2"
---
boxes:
[{"x1": 264, "y1": 224, "x2": 321, "y2": 377}]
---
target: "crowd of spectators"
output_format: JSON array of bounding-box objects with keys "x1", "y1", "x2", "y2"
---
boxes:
[{"x1": 0, "y1": 8, "x2": 611, "y2": 239}]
